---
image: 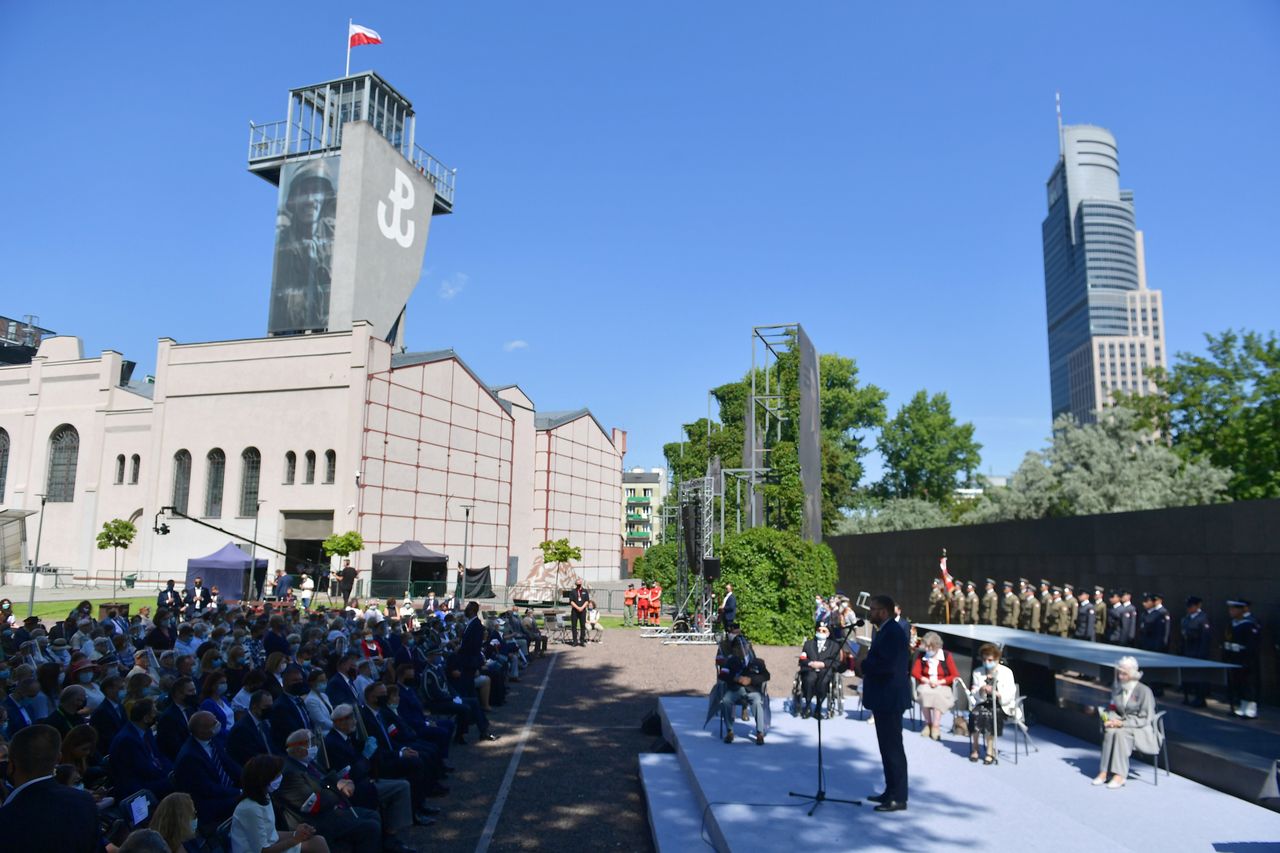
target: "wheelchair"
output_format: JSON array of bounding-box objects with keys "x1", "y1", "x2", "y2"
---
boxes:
[{"x1": 790, "y1": 666, "x2": 845, "y2": 719}]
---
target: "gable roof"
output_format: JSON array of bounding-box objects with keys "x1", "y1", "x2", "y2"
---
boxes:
[{"x1": 391, "y1": 349, "x2": 512, "y2": 415}]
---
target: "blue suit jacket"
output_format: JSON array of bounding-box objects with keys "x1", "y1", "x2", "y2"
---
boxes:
[
  {"x1": 326, "y1": 674, "x2": 361, "y2": 710},
  {"x1": 2, "y1": 695, "x2": 35, "y2": 738},
  {"x1": 269, "y1": 694, "x2": 313, "y2": 752},
  {"x1": 173, "y1": 735, "x2": 242, "y2": 827},
  {"x1": 227, "y1": 714, "x2": 274, "y2": 768},
  {"x1": 91, "y1": 699, "x2": 126, "y2": 752},
  {"x1": 109, "y1": 723, "x2": 174, "y2": 798},
  {"x1": 722, "y1": 593, "x2": 737, "y2": 624},
  {"x1": 459, "y1": 618, "x2": 485, "y2": 671},
  {"x1": 156, "y1": 702, "x2": 192, "y2": 761},
  {"x1": 861, "y1": 618, "x2": 912, "y2": 715},
  {"x1": 0, "y1": 777, "x2": 99, "y2": 849}
]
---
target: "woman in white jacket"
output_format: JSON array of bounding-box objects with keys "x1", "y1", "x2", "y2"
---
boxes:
[
  {"x1": 1093, "y1": 656, "x2": 1158, "y2": 789},
  {"x1": 967, "y1": 642, "x2": 1018, "y2": 765}
]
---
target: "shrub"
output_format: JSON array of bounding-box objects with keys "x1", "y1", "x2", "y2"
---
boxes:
[
  {"x1": 633, "y1": 542, "x2": 678, "y2": 603},
  {"x1": 720, "y1": 527, "x2": 837, "y2": 645}
]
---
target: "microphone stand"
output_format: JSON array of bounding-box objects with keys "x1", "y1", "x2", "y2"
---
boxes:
[{"x1": 789, "y1": 696, "x2": 861, "y2": 816}]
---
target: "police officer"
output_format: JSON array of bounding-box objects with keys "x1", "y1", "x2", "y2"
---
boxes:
[
  {"x1": 1093, "y1": 586, "x2": 1107, "y2": 642},
  {"x1": 1118, "y1": 590, "x2": 1138, "y2": 646},
  {"x1": 1180, "y1": 596, "x2": 1212, "y2": 707},
  {"x1": 964, "y1": 581, "x2": 980, "y2": 626},
  {"x1": 1019, "y1": 585, "x2": 1041, "y2": 633},
  {"x1": 1137, "y1": 593, "x2": 1171, "y2": 653},
  {"x1": 999, "y1": 581, "x2": 1020, "y2": 629},
  {"x1": 1224, "y1": 599, "x2": 1262, "y2": 719},
  {"x1": 1038, "y1": 580, "x2": 1054, "y2": 633},
  {"x1": 981, "y1": 579, "x2": 999, "y2": 626},
  {"x1": 1104, "y1": 591, "x2": 1125, "y2": 644},
  {"x1": 1074, "y1": 589, "x2": 1096, "y2": 642},
  {"x1": 927, "y1": 579, "x2": 947, "y2": 624}
]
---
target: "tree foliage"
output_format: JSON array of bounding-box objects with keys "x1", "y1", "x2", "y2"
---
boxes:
[
  {"x1": 1116, "y1": 329, "x2": 1280, "y2": 501},
  {"x1": 720, "y1": 526, "x2": 838, "y2": 645},
  {"x1": 322, "y1": 530, "x2": 365, "y2": 558},
  {"x1": 876, "y1": 390, "x2": 981, "y2": 502},
  {"x1": 538, "y1": 538, "x2": 583, "y2": 597},
  {"x1": 970, "y1": 407, "x2": 1231, "y2": 522},
  {"x1": 837, "y1": 497, "x2": 954, "y2": 534},
  {"x1": 662, "y1": 339, "x2": 887, "y2": 536},
  {"x1": 632, "y1": 541, "x2": 678, "y2": 603},
  {"x1": 96, "y1": 518, "x2": 137, "y2": 552}
]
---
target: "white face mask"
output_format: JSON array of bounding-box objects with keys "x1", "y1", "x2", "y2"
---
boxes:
[
  {"x1": 268, "y1": 775, "x2": 283, "y2": 792},
  {"x1": 305, "y1": 744, "x2": 318, "y2": 763}
]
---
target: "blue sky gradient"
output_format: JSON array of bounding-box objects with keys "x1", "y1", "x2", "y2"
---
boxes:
[{"x1": 3, "y1": 3, "x2": 1277, "y2": 481}]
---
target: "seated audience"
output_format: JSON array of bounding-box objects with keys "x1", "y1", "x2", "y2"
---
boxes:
[
  {"x1": 0, "y1": 724, "x2": 100, "y2": 848},
  {"x1": 151, "y1": 791, "x2": 198, "y2": 853},
  {"x1": 174, "y1": 710, "x2": 242, "y2": 830},
  {"x1": 109, "y1": 697, "x2": 175, "y2": 798},
  {"x1": 231, "y1": 754, "x2": 328, "y2": 853},
  {"x1": 911, "y1": 631, "x2": 959, "y2": 740},
  {"x1": 797, "y1": 621, "x2": 842, "y2": 719},
  {"x1": 966, "y1": 643, "x2": 1017, "y2": 765},
  {"x1": 1093, "y1": 655, "x2": 1158, "y2": 789}
]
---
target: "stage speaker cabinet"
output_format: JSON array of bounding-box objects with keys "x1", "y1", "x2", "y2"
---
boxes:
[
  {"x1": 702, "y1": 557, "x2": 721, "y2": 581},
  {"x1": 680, "y1": 503, "x2": 700, "y2": 569}
]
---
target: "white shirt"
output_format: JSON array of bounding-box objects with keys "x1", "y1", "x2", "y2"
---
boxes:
[{"x1": 231, "y1": 798, "x2": 297, "y2": 853}]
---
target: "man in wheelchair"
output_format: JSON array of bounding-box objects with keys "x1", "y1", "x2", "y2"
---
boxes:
[
  {"x1": 716, "y1": 623, "x2": 771, "y2": 745},
  {"x1": 796, "y1": 621, "x2": 843, "y2": 718}
]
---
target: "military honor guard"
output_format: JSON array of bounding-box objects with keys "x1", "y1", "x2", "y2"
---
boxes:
[
  {"x1": 1179, "y1": 596, "x2": 1212, "y2": 708},
  {"x1": 950, "y1": 582, "x2": 967, "y2": 625},
  {"x1": 1093, "y1": 586, "x2": 1107, "y2": 642},
  {"x1": 1223, "y1": 598, "x2": 1262, "y2": 719},
  {"x1": 927, "y1": 579, "x2": 947, "y2": 624},
  {"x1": 1039, "y1": 580, "x2": 1054, "y2": 633},
  {"x1": 965, "y1": 581, "x2": 980, "y2": 626},
  {"x1": 1019, "y1": 586, "x2": 1041, "y2": 633},
  {"x1": 981, "y1": 579, "x2": 999, "y2": 626},
  {"x1": 1049, "y1": 588, "x2": 1072, "y2": 638},
  {"x1": 1118, "y1": 591, "x2": 1138, "y2": 646},
  {"x1": 1137, "y1": 593, "x2": 1171, "y2": 653},
  {"x1": 999, "y1": 582, "x2": 1020, "y2": 629},
  {"x1": 1104, "y1": 591, "x2": 1125, "y2": 644},
  {"x1": 1074, "y1": 589, "x2": 1096, "y2": 643},
  {"x1": 1063, "y1": 583, "x2": 1078, "y2": 629}
]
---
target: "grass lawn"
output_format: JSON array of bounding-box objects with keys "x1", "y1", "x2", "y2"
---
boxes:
[{"x1": 23, "y1": 595, "x2": 155, "y2": 623}]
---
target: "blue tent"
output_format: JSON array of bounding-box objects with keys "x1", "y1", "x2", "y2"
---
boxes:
[{"x1": 185, "y1": 542, "x2": 268, "y2": 601}]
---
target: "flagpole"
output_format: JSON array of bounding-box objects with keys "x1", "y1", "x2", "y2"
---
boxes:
[{"x1": 345, "y1": 18, "x2": 352, "y2": 76}]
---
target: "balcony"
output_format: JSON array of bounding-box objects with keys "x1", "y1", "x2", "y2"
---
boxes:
[
  {"x1": 626, "y1": 513, "x2": 647, "y2": 522},
  {"x1": 626, "y1": 530, "x2": 651, "y2": 540},
  {"x1": 626, "y1": 496, "x2": 650, "y2": 505}
]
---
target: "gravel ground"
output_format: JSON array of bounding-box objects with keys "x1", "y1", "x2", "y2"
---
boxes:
[{"x1": 407, "y1": 627, "x2": 804, "y2": 852}]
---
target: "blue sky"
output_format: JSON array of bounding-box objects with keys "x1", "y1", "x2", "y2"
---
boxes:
[{"x1": 3, "y1": 3, "x2": 1277, "y2": 482}]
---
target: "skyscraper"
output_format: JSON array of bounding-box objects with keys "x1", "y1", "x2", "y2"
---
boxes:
[{"x1": 1041, "y1": 122, "x2": 1167, "y2": 423}]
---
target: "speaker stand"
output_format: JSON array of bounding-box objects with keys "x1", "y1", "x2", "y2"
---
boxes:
[{"x1": 788, "y1": 710, "x2": 861, "y2": 816}]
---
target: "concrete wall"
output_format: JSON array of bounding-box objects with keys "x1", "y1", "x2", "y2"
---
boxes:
[{"x1": 828, "y1": 499, "x2": 1280, "y2": 701}]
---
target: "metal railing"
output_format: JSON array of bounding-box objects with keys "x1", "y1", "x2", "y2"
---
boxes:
[{"x1": 411, "y1": 144, "x2": 456, "y2": 206}]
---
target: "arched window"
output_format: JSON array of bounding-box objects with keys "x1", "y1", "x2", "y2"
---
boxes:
[
  {"x1": 115, "y1": 454, "x2": 126, "y2": 485},
  {"x1": 171, "y1": 450, "x2": 191, "y2": 514},
  {"x1": 284, "y1": 451, "x2": 296, "y2": 485},
  {"x1": 240, "y1": 447, "x2": 261, "y2": 516},
  {"x1": 0, "y1": 427, "x2": 9, "y2": 503},
  {"x1": 46, "y1": 424, "x2": 79, "y2": 502},
  {"x1": 304, "y1": 450, "x2": 316, "y2": 484},
  {"x1": 324, "y1": 449, "x2": 336, "y2": 484},
  {"x1": 130, "y1": 454, "x2": 141, "y2": 485},
  {"x1": 205, "y1": 449, "x2": 226, "y2": 517}
]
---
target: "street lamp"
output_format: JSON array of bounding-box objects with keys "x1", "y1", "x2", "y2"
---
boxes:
[
  {"x1": 457, "y1": 503, "x2": 475, "y2": 602},
  {"x1": 27, "y1": 494, "x2": 47, "y2": 618},
  {"x1": 250, "y1": 499, "x2": 266, "y2": 599}
]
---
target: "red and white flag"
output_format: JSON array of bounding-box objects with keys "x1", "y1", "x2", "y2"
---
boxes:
[
  {"x1": 349, "y1": 23, "x2": 382, "y2": 48},
  {"x1": 939, "y1": 555, "x2": 954, "y2": 593}
]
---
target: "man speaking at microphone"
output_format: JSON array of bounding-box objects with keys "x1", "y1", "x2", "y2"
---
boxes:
[{"x1": 860, "y1": 594, "x2": 911, "y2": 812}]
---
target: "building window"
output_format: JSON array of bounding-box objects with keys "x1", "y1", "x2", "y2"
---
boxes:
[
  {"x1": 205, "y1": 449, "x2": 226, "y2": 518},
  {"x1": 324, "y1": 450, "x2": 336, "y2": 484},
  {"x1": 172, "y1": 450, "x2": 192, "y2": 515},
  {"x1": 284, "y1": 451, "x2": 296, "y2": 485},
  {"x1": 115, "y1": 454, "x2": 126, "y2": 485},
  {"x1": 0, "y1": 427, "x2": 9, "y2": 503},
  {"x1": 304, "y1": 450, "x2": 316, "y2": 484},
  {"x1": 240, "y1": 448, "x2": 261, "y2": 516},
  {"x1": 130, "y1": 454, "x2": 140, "y2": 484},
  {"x1": 46, "y1": 424, "x2": 79, "y2": 502}
]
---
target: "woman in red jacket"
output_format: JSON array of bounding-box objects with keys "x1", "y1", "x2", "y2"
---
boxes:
[{"x1": 911, "y1": 631, "x2": 959, "y2": 740}]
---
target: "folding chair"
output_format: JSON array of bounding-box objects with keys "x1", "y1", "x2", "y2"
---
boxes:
[
  {"x1": 1009, "y1": 690, "x2": 1038, "y2": 763},
  {"x1": 1133, "y1": 710, "x2": 1171, "y2": 785},
  {"x1": 553, "y1": 613, "x2": 571, "y2": 644}
]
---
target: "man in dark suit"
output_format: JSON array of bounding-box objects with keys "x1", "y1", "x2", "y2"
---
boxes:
[
  {"x1": 271, "y1": 667, "x2": 316, "y2": 752},
  {"x1": 798, "y1": 622, "x2": 842, "y2": 718},
  {"x1": 91, "y1": 676, "x2": 127, "y2": 749},
  {"x1": 227, "y1": 690, "x2": 276, "y2": 767},
  {"x1": 719, "y1": 583, "x2": 738, "y2": 627},
  {"x1": 0, "y1": 725, "x2": 99, "y2": 849},
  {"x1": 277, "y1": 728, "x2": 397, "y2": 853},
  {"x1": 567, "y1": 580, "x2": 590, "y2": 646},
  {"x1": 860, "y1": 594, "x2": 911, "y2": 812},
  {"x1": 3, "y1": 677, "x2": 39, "y2": 737},
  {"x1": 108, "y1": 698, "x2": 174, "y2": 798},
  {"x1": 156, "y1": 677, "x2": 197, "y2": 760},
  {"x1": 191, "y1": 576, "x2": 212, "y2": 611},
  {"x1": 264, "y1": 615, "x2": 291, "y2": 658},
  {"x1": 326, "y1": 703, "x2": 431, "y2": 829},
  {"x1": 157, "y1": 580, "x2": 181, "y2": 612},
  {"x1": 174, "y1": 711, "x2": 242, "y2": 830},
  {"x1": 1180, "y1": 596, "x2": 1212, "y2": 707},
  {"x1": 360, "y1": 682, "x2": 445, "y2": 805},
  {"x1": 458, "y1": 601, "x2": 486, "y2": 675}
]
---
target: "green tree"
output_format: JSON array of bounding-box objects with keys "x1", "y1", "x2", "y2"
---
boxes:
[
  {"x1": 719, "y1": 526, "x2": 838, "y2": 645},
  {"x1": 837, "y1": 497, "x2": 954, "y2": 534},
  {"x1": 970, "y1": 408, "x2": 1231, "y2": 522},
  {"x1": 322, "y1": 530, "x2": 365, "y2": 560},
  {"x1": 632, "y1": 541, "x2": 678, "y2": 604},
  {"x1": 96, "y1": 518, "x2": 138, "y2": 597},
  {"x1": 1116, "y1": 329, "x2": 1280, "y2": 500},
  {"x1": 876, "y1": 390, "x2": 981, "y2": 503},
  {"x1": 538, "y1": 538, "x2": 582, "y2": 600}
]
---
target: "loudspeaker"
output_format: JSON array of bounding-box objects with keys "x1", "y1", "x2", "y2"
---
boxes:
[
  {"x1": 681, "y1": 503, "x2": 700, "y2": 569},
  {"x1": 702, "y1": 557, "x2": 721, "y2": 581}
]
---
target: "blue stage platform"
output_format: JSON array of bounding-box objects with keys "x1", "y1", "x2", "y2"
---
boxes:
[{"x1": 641, "y1": 696, "x2": 1280, "y2": 853}]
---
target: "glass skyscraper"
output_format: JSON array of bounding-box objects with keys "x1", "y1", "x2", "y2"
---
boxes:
[{"x1": 1041, "y1": 124, "x2": 1166, "y2": 423}]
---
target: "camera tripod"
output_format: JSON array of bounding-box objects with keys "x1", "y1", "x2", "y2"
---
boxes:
[{"x1": 788, "y1": 708, "x2": 861, "y2": 816}]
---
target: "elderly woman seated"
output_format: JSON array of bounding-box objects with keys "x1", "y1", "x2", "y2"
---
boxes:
[
  {"x1": 911, "y1": 631, "x2": 959, "y2": 740},
  {"x1": 1093, "y1": 655, "x2": 1158, "y2": 789},
  {"x1": 967, "y1": 643, "x2": 1017, "y2": 764}
]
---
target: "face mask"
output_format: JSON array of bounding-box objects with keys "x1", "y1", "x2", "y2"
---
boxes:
[
  {"x1": 287, "y1": 682, "x2": 309, "y2": 697},
  {"x1": 924, "y1": 650, "x2": 936, "y2": 659},
  {"x1": 816, "y1": 632, "x2": 828, "y2": 640},
  {"x1": 388, "y1": 703, "x2": 399, "y2": 712},
  {"x1": 184, "y1": 693, "x2": 198, "y2": 707},
  {"x1": 190, "y1": 818, "x2": 199, "y2": 834},
  {"x1": 217, "y1": 683, "x2": 229, "y2": 695},
  {"x1": 116, "y1": 690, "x2": 128, "y2": 703},
  {"x1": 983, "y1": 660, "x2": 996, "y2": 670},
  {"x1": 373, "y1": 695, "x2": 388, "y2": 708},
  {"x1": 304, "y1": 744, "x2": 318, "y2": 763},
  {"x1": 78, "y1": 672, "x2": 94, "y2": 684},
  {"x1": 275, "y1": 665, "x2": 288, "y2": 677},
  {"x1": 314, "y1": 681, "x2": 327, "y2": 693},
  {"x1": 362, "y1": 737, "x2": 378, "y2": 758},
  {"x1": 210, "y1": 722, "x2": 222, "y2": 738},
  {"x1": 267, "y1": 775, "x2": 283, "y2": 793}
]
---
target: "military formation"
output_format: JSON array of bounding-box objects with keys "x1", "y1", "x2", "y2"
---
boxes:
[{"x1": 925, "y1": 578, "x2": 1264, "y2": 718}]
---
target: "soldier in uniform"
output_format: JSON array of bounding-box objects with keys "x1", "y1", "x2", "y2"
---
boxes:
[
  {"x1": 1104, "y1": 591, "x2": 1125, "y2": 644},
  {"x1": 1180, "y1": 595, "x2": 1212, "y2": 707},
  {"x1": 981, "y1": 579, "x2": 999, "y2": 626},
  {"x1": 964, "y1": 581, "x2": 980, "y2": 626},
  {"x1": 999, "y1": 581, "x2": 1020, "y2": 629},
  {"x1": 1074, "y1": 589, "x2": 1096, "y2": 642},
  {"x1": 1039, "y1": 580, "x2": 1054, "y2": 633},
  {"x1": 1118, "y1": 590, "x2": 1138, "y2": 647},
  {"x1": 1063, "y1": 583, "x2": 1078, "y2": 630},
  {"x1": 1018, "y1": 586, "x2": 1041, "y2": 633},
  {"x1": 927, "y1": 579, "x2": 947, "y2": 624},
  {"x1": 1224, "y1": 598, "x2": 1262, "y2": 719},
  {"x1": 1093, "y1": 586, "x2": 1107, "y2": 642},
  {"x1": 950, "y1": 581, "x2": 967, "y2": 625},
  {"x1": 1137, "y1": 593, "x2": 1171, "y2": 653},
  {"x1": 1049, "y1": 588, "x2": 1071, "y2": 637}
]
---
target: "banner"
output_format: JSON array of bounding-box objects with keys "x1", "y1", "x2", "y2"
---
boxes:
[{"x1": 267, "y1": 158, "x2": 341, "y2": 335}]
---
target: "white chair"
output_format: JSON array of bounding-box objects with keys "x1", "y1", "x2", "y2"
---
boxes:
[{"x1": 1009, "y1": 691, "x2": 1037, "y2": 763}]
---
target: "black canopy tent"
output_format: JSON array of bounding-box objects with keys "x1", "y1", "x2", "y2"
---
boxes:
[{"x1": 370, "y1": 541, "x2": 448, "y2": 599}]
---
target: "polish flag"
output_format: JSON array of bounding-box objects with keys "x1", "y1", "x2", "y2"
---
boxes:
[
  {"x1": 939, "y1": 555, "x2": 954, "y2": 593},
  {"x1": 349, "y1": 24, "x2": 382, "y2": 48}
]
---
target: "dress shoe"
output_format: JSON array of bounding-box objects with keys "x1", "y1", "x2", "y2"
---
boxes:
[
  {"x1": 414, "y1": 812, "x2": 439, "y2": 827},
  {"x1": 800, "y1": 705, "x2": 810, "y2": 719},
  {"x1": 868, "y1": 792, "x2": 888, "y2": 803},
  {"x1": 482, "y1": 733, "x2": 499, "y2": 741},
  {"x1": 741, "y1": 706, "x2": 750, "y2": 722},
  {"x1": 874, "y1": 801, "x2": 907, "y2": 812},
  {"x1": 755, "y1": 732, "x2": 765, "y2": 746},
  {"x1": 724, "y1": 731, "x2": 734, "y2": 744}
]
